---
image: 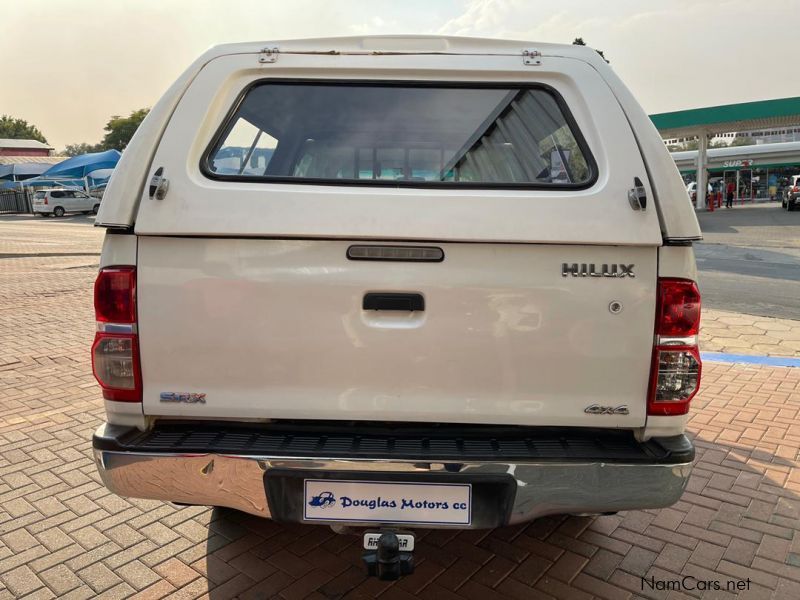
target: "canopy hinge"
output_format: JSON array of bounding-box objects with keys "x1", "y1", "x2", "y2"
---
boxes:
[
  {"x1": 523, "y1": 49, "x2": 542, "y2": 66},
  {"x1": 259, "y1": 47, "x2": 279, "y2": 63}
]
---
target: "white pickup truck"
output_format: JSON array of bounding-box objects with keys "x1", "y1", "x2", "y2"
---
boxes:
[{"x1": 91, "y1": 36, "x2": 702, "y2": 575}]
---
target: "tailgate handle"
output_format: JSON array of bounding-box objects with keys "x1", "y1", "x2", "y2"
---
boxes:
[{"x1": 363, "y1": 293, "x2": 425, "y2": 312}]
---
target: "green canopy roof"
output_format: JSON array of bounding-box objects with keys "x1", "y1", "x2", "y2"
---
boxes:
[{"x1": 651, "y1": 97, "x2": 800, "y2": 139}]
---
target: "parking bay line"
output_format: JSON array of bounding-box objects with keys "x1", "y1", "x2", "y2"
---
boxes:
[{"x1": 701, "y1": 351, "x2": 800, "y2": 368}]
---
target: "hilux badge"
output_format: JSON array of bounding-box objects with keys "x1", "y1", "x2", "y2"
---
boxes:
[
  {"x1": 159, "y1": 392, "x2": 206, "y2": 404},
  {"x1": 562, "y1": 263, "x2": 635, "y2": 278}
]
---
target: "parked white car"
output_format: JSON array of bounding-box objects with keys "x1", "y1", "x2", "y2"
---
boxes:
[
  {"x1": 91, "y1": 36, "x2": 702, "y2": 578},
  {"x1": 686, "y1": 181, "x2": 711, "y2": 204},
  {"x1": 782, "y1": 174, "x2": 800, "y2": 211},
  {"x1": 32, "y1": 188, "x2": 100, "y2": 217}
]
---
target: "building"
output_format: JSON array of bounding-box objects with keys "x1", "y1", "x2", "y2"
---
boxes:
[
  {"x1": 0, "y1": 138, "x2": 53, "y2": 157},
  {"x1": 670, "y1": 142, "x2": 800, "y2": 200},
  {"x1": 651, "y1": 96, "x2": 800, "y2": 208},
  {"x1": 664, "y1": 127, "x2": 800, "y2": 148}
]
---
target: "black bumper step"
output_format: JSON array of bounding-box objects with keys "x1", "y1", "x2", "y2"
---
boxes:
[{"x1": 94, "y1": 422, "x2": 694, "y2": 465}]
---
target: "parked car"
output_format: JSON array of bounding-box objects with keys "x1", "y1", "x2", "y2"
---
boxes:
[
  {"x1": 782, "y1": 175, "x2": 800, "y2": 211},
  {"x1": 32, "y1": 188, "x2": 100, "y2": 217},
  {"x1": 91, "y1": 36, "x2": 702, "y2": 578},
  {"x1": 686, "y1": 181, "x2": 711, "y2": 204}
]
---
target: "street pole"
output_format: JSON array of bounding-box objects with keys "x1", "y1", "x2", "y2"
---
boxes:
[{"x1": 696, "y1": 132, "x2": 708, "y2": 211}]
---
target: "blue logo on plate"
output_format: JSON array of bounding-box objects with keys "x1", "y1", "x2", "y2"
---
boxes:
[{"x1": 308, "y1": 491, "x2": 336, "y2": 508}]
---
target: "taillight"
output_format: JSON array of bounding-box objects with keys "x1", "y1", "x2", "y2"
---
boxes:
[
  {"x1": 648, "y1": 278, "x2": 702, "y2": 416},
  {"x1": 793, "y1": 186, "x2": 799, "y2": 193},
  {"x1": 95, "y1": 267, "x2": 136, "y2": 323},
  {"x1": 92, "y1": 266, "x2": 141, "y2": 402},
  {"x1": 43, "y1": 197, "x2": 48, "y2": 205},
  {"x1": 655, "y1": 278, "x2": 700, "y2": 337}
]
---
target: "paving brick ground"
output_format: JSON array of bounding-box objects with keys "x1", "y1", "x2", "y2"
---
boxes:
[
  {"x1": 1, "y1": 214, "x2": 799, "y2": 599},
  {"x1": 701, "y1": 310, "x2": 800, "y2": 358}
]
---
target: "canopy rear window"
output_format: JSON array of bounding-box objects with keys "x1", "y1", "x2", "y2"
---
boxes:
[{"x1": 203, "y1": 81, "x2": 596, "y2": 188}]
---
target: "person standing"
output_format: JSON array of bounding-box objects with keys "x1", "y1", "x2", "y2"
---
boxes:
[{"x1": 726, "y1": 181, "x2": 735, "y2": 208}]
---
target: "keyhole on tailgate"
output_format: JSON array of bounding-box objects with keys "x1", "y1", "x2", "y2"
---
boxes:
[{"x1": 609, "y1": 301, "x2": 623, "y2": 314}]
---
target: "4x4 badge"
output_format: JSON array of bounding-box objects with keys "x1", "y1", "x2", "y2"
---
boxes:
[{"x1": 562, "y1": 263, "x2": 635, "y2": 278}]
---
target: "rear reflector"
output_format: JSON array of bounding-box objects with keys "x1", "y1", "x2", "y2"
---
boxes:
[
  {"x1": 94, "y1": 267, "x2": 136, "y2": 323},
  {"x1": 92, "y1": 266, "x2": 141, "y2": 402}
]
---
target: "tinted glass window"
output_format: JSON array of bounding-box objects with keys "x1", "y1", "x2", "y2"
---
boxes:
[
  {"x1": 205, "y1": 82, "x2": 594, "y2": 187},
  {"x1": 51, "y1": 191, "x2": 64, "y2": 198}
]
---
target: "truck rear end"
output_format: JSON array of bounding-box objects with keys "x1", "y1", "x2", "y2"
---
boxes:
[{"x1": 91, "y1": 37, "x2": 702, "y2": 543}]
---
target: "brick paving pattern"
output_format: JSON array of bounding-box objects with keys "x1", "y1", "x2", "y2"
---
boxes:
[
  {"x1": 1, "y1": 215, "x2": 799, "y2": 599},
  {"x1": 702, "y1": 309, "x2": 800, "y2": 357}
]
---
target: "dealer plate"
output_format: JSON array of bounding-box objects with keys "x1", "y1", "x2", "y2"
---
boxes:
[{"x1": 304, "y1": 479, "x2": 471, "y2": 525}]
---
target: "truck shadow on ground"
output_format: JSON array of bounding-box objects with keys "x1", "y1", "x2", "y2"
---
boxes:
[{"x1": 201, "y1": 433, "x2": 800, "y2": 599}]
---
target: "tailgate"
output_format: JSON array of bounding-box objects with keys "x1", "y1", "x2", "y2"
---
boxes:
[{"x1": 138, "y1": 238, "x2": 656, "y2": 427}]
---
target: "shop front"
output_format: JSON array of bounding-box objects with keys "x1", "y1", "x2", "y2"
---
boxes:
[{"x1": 672, "y1": 142, "x2": 800, "y2": 204}]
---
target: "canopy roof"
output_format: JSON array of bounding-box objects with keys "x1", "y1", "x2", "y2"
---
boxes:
[
  {"x1": 0, "y1": 155, "x2": 66, "y2": 165},
  {"x1": 651, "y1": 97, "x2": 800, "y2": 139},
  {"x1": 207, "y1": 35, "x2": 600, "y2": 59},
  {"x1": 671, "y1": 141, "x2": 800, "y2": 173},
  {"x1": 39, "y1": 149, "x2": 121, "y2": 179},
  {"x1": 0, "y1": 138, "x2": 52, "y2": 150},
  {"x1": 0, "y1": 162, "x2": 53, "y2": 179}
]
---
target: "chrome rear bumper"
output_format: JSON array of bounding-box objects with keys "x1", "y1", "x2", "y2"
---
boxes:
[{"x1": 93, "y1": 423, "x2": 693, "y2": 527}]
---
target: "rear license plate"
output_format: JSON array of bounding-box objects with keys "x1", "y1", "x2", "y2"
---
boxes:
[
  {"x1": 364, "y1": 532, "x2": 415, "y2": 550},
  {"x1": 304, "y1": 479, "x2": 471, "y2": 525}
]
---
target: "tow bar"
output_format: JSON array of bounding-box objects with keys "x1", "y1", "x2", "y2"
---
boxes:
[{"x1": 362, "y1": 530, "x2": 415, "y2": 580}]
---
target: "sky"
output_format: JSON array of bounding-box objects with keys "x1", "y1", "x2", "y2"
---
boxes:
[{"x1": 2, "y1": 0, "x2": 799, "y2": 151}]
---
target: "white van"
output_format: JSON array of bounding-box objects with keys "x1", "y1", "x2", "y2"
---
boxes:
[
  {"x1": 91, "y1": 36, "x2": 702, "y2": 575},
  {"x1": 32, "y1": 188, "x2": 100, "y2": 216}
]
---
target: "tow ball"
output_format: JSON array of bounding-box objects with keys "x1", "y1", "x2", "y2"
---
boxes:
[{"x1": 362, "y1": 531, "x2": 415, "y2": 580}]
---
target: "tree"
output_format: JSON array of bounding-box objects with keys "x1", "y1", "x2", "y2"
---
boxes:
[
  {"x1": 62, "y1": 142, "x2": 105, "y2": 157},
  {"x1": 100, "y1": 108, "x2": 149, "y2": 151},
  {"x1": 0, "y1": 115, "x2": 48, "y2": 144},
  {"x1": 572, "y1": 37, "x2": 608, "y2": 63},
  {"x1": 60, "y1": 108, "x2": 150, "y2": 156}
]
